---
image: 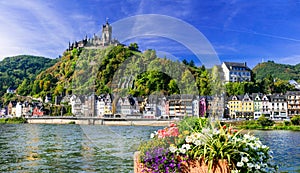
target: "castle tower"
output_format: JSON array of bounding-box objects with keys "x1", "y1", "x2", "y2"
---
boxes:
[{"x1": 102, "y1": 20, "x2": 112, "y2": 46}]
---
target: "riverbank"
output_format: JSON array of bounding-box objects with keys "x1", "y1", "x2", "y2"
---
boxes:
[
  {"x1": 223, "y1": 121, "x2": 300, "y2": 131},
  {"x1": 26, "y1": 116, "x2": 174, "y2": 126},
  {"x1": 0, "y1": 117, "x2": 27, "y2": 124}
]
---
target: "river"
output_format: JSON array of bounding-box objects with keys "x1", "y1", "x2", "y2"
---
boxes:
[{"x1": 0, "y1": 124, "x2": 299, "y2": 172}]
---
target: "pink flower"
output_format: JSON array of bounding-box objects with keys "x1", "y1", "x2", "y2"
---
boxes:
[
  {"x1": 169, "y1": 123, "x2": 176, "y2": 127},
  {"x1": 157, "y1": 129, "x2": 166, "y2": 138},
  {"x1": 168, "y1": 127, "x2": 179, "y2": 137}
]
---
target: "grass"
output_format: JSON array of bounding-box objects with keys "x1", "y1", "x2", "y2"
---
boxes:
[
  {"x1": 67, "y1": 121, "x2": 76, "y2": 124},
  {"x1": 231, "y1": 122, "x2": 300, "y2": 131},
  {"x1": 0, "y1": 117, "x2": 27, "y2": 124}
]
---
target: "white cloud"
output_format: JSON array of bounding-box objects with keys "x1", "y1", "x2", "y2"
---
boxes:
[
  {"x1": 276, "y1": 55, "x2": 300, "y2": 65},
  {"x1": 0, "y1": 1, "x2": 75, "y2": 60}
]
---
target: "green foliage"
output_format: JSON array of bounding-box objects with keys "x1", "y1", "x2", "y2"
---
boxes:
[
  {"x1": 284, "y1": 120, "x2": 291, "y2": 126},
  {"x1": 128, "y1": 42, "x2": 139, "y2": 51},
  {"x1": 177, "y1": 116, "x2": 208, "y2": 134},
  {"x1": 0, "y1": 55, "x2": 57, "y2": 97},
  {"x1": 291, "y1": 115, "x2": 300, "y2": 125},
  {"x1": 0, "y1": 117, "x2": 27, "y2": 124},
  {"x1": 257, "y1": 115, "x2": 275, "y2": 127},
  {"x1": 253, "y1": 61, "x2": 300, "y2": 81}
]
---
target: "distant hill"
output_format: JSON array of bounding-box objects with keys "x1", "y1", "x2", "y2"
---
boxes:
[
  {"x1": 0, "y1": 55, "x2": 57, "y2": 96},
  {"x1": 252, "y1": 61, "x2": 300, "y2": 81}
]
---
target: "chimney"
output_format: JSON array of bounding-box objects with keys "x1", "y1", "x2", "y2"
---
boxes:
[{"x1": 244, "y1": 62, "x2": 247, "y2": 67}]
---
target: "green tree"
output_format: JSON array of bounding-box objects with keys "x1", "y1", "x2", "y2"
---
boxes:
[
  {"x1": 291, "y1": 115, "x2": 300, "y2": 125},
  {"x1": 257, "y1": 115, "x2": 275, "y2": 126},
  {"x1": 198, "y1": 70, "x2": 211, "y2": 96},
  {"x1": 17, "y1": 79, "x2": 30, "y2": 96},
  {"x1": 182, "y1": 59, "x2": 188, "y2": 65},
  {"x1": 129, "y1": 43, "x2": 139, "y2": 51},
  {"x1": 210, "y1": 65, "x2": 223, "y2": 96},
  {"x1": 168, "y1": 79, "x2": 179, "y2": 94},
  {"x1": 262, "y1": 74, "x2": 275, "y2": 94}
]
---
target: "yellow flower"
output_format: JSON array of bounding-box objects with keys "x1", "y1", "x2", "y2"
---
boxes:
[{"x1": 183, "y1": 130, "x2": 190, "y2": 135}]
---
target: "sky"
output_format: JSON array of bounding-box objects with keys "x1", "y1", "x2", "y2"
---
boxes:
[{"x1": 1, "y1": 0, "x2": 300, "y2": 68}]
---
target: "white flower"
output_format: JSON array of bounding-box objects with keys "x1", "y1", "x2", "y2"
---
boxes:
[
  {"x1": 237, "y1": 162, "x2": 244, "y2": 167},
  {"x1": 182, "y1": 144, "x2": 191, "y2": 150},
  {"x1": 262, "y1": 145, "x2": 268, "y2": 149},
  {"x1": 194, "y1": 140, "x2": 202, "y2": 146},
  {"x1": 150, "y1": 133, "x2": 155, "y2": 138},
  {"x1": 255, "y1": 164, "x2": 260, "y2": 169},
  {"x1": 244, "y1": 134, "x2": 251, "y2": 139},
  {"x1": 241, "y1": 157, "x2": 249, "y2": 163},
  {"x1": 169, "y1": 145, "x2": 177, "y2": 153},
  {"x1": 185, "y1": 136, "x2": 193, "y2": 143},
  {"x1": 247, "y1": 163, "x2": 254, "y2": 168},
  {"x1": 193, "y1": 132, "x2": 202, "y2": 139},
  {"x1": 179, "y1": 147, "x2": 186, "y2": 154},
  {"x1": 231, "y1": 170, "x2": 239, "y2": 173},
  {"x1": 243, "y1": 147, "x2": 249, "y2": 151},
  {"x1": 202, "y1": 128, "x2": 210, "y2": 134},
  {"x1": 213, "y1": 129, "x2": 220, "y2": 135}
]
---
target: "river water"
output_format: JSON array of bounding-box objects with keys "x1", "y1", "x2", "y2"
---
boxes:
[{"x1": 0, "y1": 124, "x2": 299, "y2": 173}]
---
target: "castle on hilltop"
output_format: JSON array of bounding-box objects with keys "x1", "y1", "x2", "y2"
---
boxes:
[{"x1": 68, "y1": 20, "x2": 120, "y2": 50}]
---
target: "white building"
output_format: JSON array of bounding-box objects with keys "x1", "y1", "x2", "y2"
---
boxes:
[
  {"x1": 69, "y1": 95, "x2": 83, "y2": 116},
  {"x1": 96, "y1": 94, "x2": 113, "y2": 117},
  {"x1": 221, "y1": 62, "x2": 251, "y2": 82},
  {"x1": 269, "y1": 94, "x2": 288, "y2": 119},
  {"x1": 16, "y1": 102, "x2": 22, "y2": 117}
]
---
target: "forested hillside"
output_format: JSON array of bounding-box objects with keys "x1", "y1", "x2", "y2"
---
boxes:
[
  {"x1": 0, "y1": 55, "x2": 57, "y2": 96},
  {"x1": 253, "y1": 61, "x2": 300, "y2": 81},
  {"x1": 26, "y1": 45, "x2": 219, "y2": 99},
  {"x1": 5, "y1": 47, "x2": 298, "y2": 100}
]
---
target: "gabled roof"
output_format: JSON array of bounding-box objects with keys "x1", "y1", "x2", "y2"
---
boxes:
[
  {"x1": 229, "y1": 95, "x2": 243, "y2": 101},
  {"x1": 269, "y1": 94, "x2": 286, "y2": 101},
  {"x1": 286, "y1": 91, "x2": 300, "y2": 95},
  {"x1": 223, "y1": 62, "x2": 250, "y2": 71}
]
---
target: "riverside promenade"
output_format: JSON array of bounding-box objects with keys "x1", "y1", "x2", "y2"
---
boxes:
[{"x1": 26, "y1": 116, "x2": 173, "y2": 126}]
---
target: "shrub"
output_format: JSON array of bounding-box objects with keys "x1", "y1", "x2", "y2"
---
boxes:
[
  {"x1": 284, "y1": 120, "x2": 291, "y2": 126},
  {"x1": 257, "y1": 115, "x2": 275, "y2": 126},
  {"x1": 291, "y1": 115, "x2": 300, "y2": 125}
]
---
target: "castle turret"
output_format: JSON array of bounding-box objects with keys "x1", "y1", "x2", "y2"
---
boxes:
[{"x1": 102, "y1": 20, "x2": 112, "y2": 46}]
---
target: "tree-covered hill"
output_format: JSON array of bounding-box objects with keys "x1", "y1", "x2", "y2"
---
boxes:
[
  {"x1": 0, "y1": 55, "x2": 57, "y2": 96},
  {"x1": 28, "y1": 45, "x2": 217, "y2": 100},
  {"x1": 252, "y1": 61, "x2": 300, "y2": 81}
]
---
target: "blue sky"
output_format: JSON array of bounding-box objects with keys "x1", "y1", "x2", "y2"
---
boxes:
[{"x1": 1, "y1": 0, "x2": 300, "y2": 68}]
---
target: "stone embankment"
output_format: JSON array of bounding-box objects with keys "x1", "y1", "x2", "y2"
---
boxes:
[{"x1": 26, "y1": 117, "x2": 174, "y2": 126}]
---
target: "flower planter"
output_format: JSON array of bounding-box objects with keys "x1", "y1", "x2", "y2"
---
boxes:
[{"x1": 134, "y1": 151, "x2": 230, "y2": 173}]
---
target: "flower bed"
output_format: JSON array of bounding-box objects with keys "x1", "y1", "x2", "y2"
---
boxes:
[{"x1": 135, "y1": 117, "x2": 278, "y2": 173}]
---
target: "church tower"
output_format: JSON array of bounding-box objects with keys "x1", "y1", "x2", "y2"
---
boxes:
[{"x1": 102, "y1": 20, "x2": 112, "y2": 46}]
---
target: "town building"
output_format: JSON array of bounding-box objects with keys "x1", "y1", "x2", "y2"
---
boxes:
[
  {"x1": 286, "y1": 91, "x2": 300, "y2": 118},
  {"x1": 69, "y1": 95, "x2": 84, "y2": 116},
  {"x1": 6, "y1": 87, "x2": 16, "y2": 94},
  {"x1": 221, "y1": 62, "x2": 251, "y2": 82},
  {"x1": 167, "y1": 94, "x2": 195, "y2": 119},
  {"x1": 228, "y1": 95, "x2": 242, "y2": 119},
  {"x1": 269, "y1": 94, "x2": 288, "y2": 119},
  {"x1": 96, "y1": 94, "x2": 113, "y2": 117},
  {"x1": 228, "y1": 94, "x2": 254, "y2": 119}
]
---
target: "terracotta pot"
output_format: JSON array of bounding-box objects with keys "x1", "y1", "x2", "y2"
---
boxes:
[{"x1": 133, "y1": 151, "x2": 230, "y2": 173}]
